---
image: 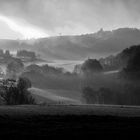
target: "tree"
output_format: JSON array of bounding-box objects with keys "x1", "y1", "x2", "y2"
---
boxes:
[
  {"x1": 17, "y1": 77, "x2": 32, "y2": 90},
  {"x1": 98, "y1": 87, "x2": 114, "y2": 104},
  {"x1": 121, "y1": 48, "x2": 140, "y2": 79},
  {"x1": 0, "y1": 78, "x2": 35, "y2": 105},
  {"x1": 81, "y1": 59, "x2": 103, "y2": 88},
  {"x1": 26, "y1": 64, "x2": 42, "y2": 73},
  {"x1": 81, "y1": 58, "x2": 103, "y2": 74},
  {"x1": 82, "y1": 87, "x2": 98, "y2": 104},
  {"x1": 5, "y1": 50, "x2": 11, "y2": 58}
]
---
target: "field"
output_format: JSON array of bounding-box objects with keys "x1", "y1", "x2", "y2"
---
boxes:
[
  {"x1": 2, "y1": 60, "x2": 140, "y2": 138},
  {"x1": 0, "y1": 105, "x2": 140, "y2": 138}
]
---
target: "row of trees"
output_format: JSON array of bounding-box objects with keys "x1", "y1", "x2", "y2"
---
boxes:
[
  {"x1": 17, "y1": 50, "x2": 37, "y2": 60},
  {"x1": 82, "y1": 85, "x2": 140, "y2": 106},
  {"x1": 26, "y1": 64, "x2": 65, "y2": 75},
  {"x1": 82, "y1": 87, "x2": 114, "y2": 104}
]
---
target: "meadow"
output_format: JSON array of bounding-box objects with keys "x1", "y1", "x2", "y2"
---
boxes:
[{"x1": 0, "y1": 105, "x2": 140, "y2": 138}]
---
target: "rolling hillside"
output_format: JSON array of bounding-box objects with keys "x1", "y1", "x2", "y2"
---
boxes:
[{"x1": 1, "y1": 28, "x2": 140, "y2": 60}]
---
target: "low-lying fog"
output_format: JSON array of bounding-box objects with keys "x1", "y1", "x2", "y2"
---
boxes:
[{"x1": 25, "y1": 60, "x2": 83, "y2": 72}]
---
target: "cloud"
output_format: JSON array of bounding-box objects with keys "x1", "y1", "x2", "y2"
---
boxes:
[{"x1": 0, "y1": 0, "x2": 140, "y2": 36}]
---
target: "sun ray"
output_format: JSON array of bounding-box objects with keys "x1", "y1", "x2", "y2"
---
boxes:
[{"x1": 0, "y1": 15, "x2": 48, "y2": 39}]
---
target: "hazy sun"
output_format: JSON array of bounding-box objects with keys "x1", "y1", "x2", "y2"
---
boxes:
[{"x1": 0, "y1": 15, "x2": 48, "y2": 39}]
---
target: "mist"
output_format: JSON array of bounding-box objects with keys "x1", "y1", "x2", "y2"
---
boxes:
[
  {"x1": 0, "y1": 0, "x2": 140, "y2": 37},
  {"x1": 1, "y1": 0, "x2": 140, "y2": 138}
]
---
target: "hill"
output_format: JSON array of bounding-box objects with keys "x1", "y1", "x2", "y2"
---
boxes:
[{"x1": 1, "y1": 28, "x2": 140, "y2": 60}]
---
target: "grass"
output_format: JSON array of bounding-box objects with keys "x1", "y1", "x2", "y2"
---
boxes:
[{"x1": 0, "y1": 105, "x2": 140, "y2": 138}]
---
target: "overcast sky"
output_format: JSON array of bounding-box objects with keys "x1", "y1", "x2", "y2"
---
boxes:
[{"x1": 0, "y1": 0, "x2": 140, "y2": 39}]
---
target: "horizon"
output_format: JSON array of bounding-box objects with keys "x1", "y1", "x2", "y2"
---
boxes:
[
  {"x1": 0, "y1": 27, "x2": 140, "y2": 41},
  {"x1": 0, "y1": 0, "x2": 140, "y2": 39}
]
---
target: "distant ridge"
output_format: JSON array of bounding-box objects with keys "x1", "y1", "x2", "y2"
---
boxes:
[{"x1": 0, "y1": 28, "x2": 140, "y2": 60}]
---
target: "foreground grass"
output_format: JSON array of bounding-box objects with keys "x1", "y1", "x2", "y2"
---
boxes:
[{"x1": 0, "y1": 105, "x2": 140, "y2": 138}]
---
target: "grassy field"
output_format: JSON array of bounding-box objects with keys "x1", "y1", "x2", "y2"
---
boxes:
[{"x1": 0, "y1": 105, "x2": 140, "y2": 138}]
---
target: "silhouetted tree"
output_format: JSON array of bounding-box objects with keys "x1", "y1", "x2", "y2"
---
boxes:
[
  {"x1": 81, "y1": 58, "x2": 103, "y2": 74},
  {"x1": 17, "y1": 77, "x2": 32, "y2": 90},
  {"x1": 98, "y1": 87, "x2": 114, "y2": 104},
  {"x1": 121, "y1": 46, "x2": 140, "y2": 79},
  {"x1": 0, "y1": 78, "x2": 35, "y2": 105},
  {"x1": 81, "y1": 59, "x2": 103, "y2": 88}
]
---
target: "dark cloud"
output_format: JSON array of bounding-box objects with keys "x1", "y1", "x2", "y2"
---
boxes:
[{"x1": 0, "y1": 0, "x2": 140, "y2": 35}]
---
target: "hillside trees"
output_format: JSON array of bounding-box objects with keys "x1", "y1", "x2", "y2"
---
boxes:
[{"x1": 121, "y1": 45, "x2": 140, "y2": 79}]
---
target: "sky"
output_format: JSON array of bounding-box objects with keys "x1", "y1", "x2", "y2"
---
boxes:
[{"x1": 0, "y1": 0, "x2": 140, "y2": 39}]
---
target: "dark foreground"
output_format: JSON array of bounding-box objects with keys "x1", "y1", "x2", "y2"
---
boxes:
[{"x1": 0, "y1": 105, "x2": 140, "y2": 139}]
